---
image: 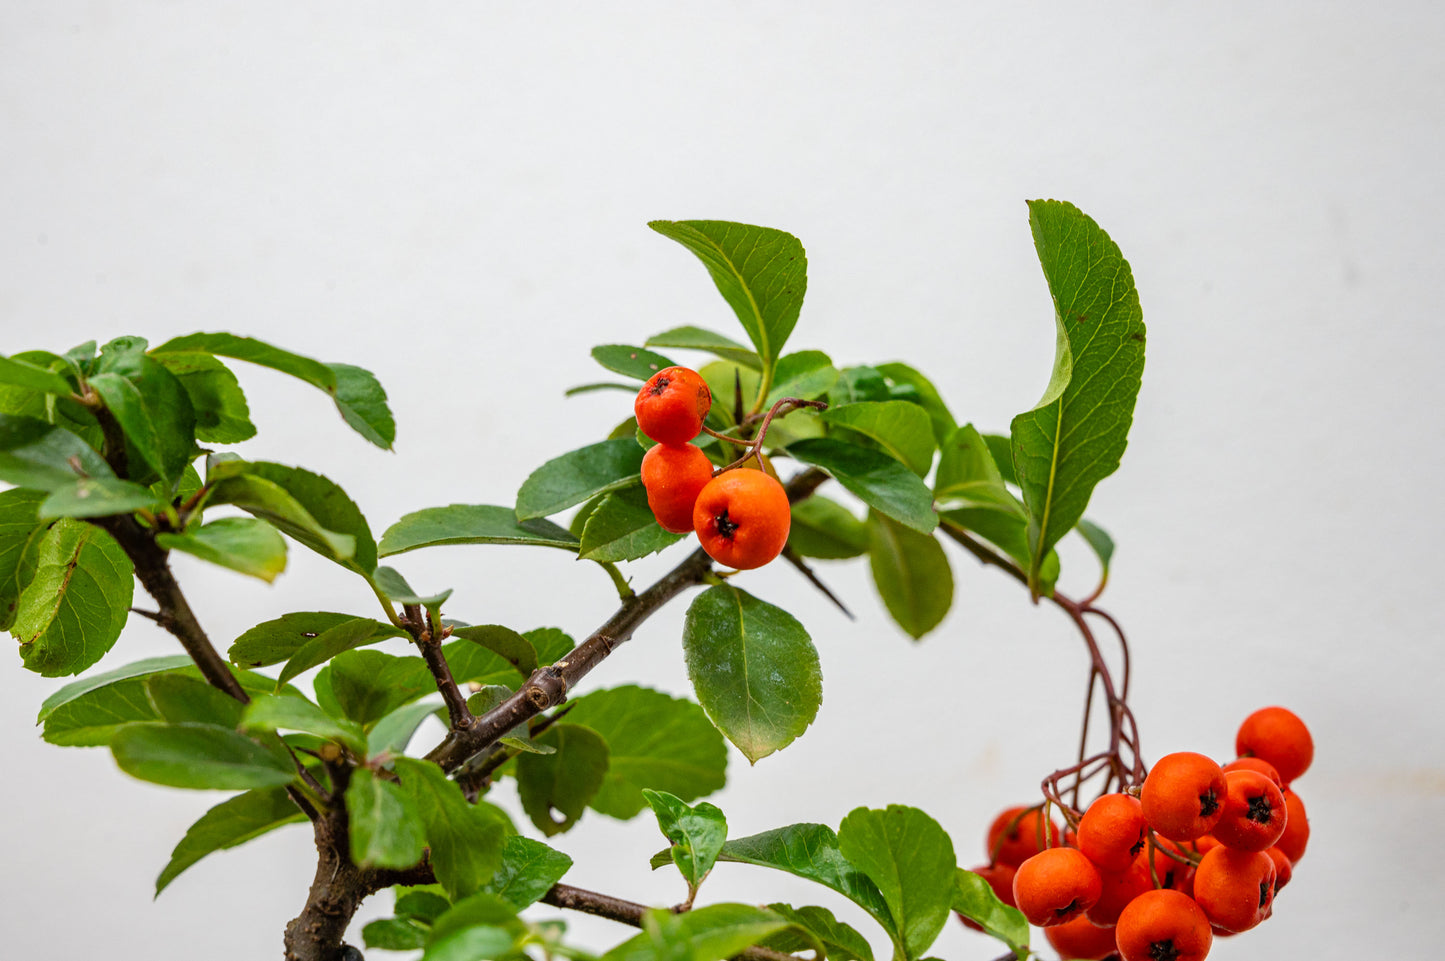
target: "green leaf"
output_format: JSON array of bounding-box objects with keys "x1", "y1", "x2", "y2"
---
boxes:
[
  {"x1": 982, "y1": 434, "x2": 1017, "y2": 486},
  {"x1": 516, "y1": 439, "x2": 646, "y2": 521},
  {"x1": 395, "y1": 889, "x2": 453, "y2": 924},
  {"x1": 450, "y1": 624, "x2": 538, "y2": 678},
  {"x1": 766, "y1": 350, "x2": 838, "y2": 406},
  {"x1": 836, "y1": 806, "x2": 956, "y2": 961},
  {"x1": 644, "y1": 790, "x2": 727, "y2": 898},
  {"x1": 875, "y1": 363, "x2": 957, "y2": 447},
  {"x1": 393, "y1": 757, "x2": 508, "y2": 899},
  {"x1": 828, "y1": 366, "x2": 893, "y2": 406},
  {"x1": 38, "y1": 476, "x2": 160, "y2": 520},
  {"x1": 564, "y1": 686, "x2": 727, "y2": 820},
  {"x1": 527, "y1": 626, "x2": 576, "y2": 666},
  {"x1": 592, "y1": 345, "x2": 677, "y2": 381},
  {"x1": 716, "y1": 824, "x2": 890, "y2": 935},
  {"x1": 12, "y1": 519, "x2": 133, "y2": 676},
  {"x1": 649, "y1": 221, "x2": 807, "y2": 366},
  {"x1": 763, "y1": 904, "x2": 875, "y2": 961},
  {"x1": 155, "y1": 786, "x2": 307, "y2": 895},
  {"x1": 822, "y1": 401, "x2": 936, "y2": 476},
  {"x1": 933, "y1": 424, "x2": 1023, "y2": 515},
  {"x1": 362, "y1": 918, "x2": 430, "y2": 951},
  {"x1": 0, "y1": 353, "x2": 75, "y2": 396},
  {"x1": 786, "y1": 438, "x2": 937, "y2": 534},
  {"x1": 1076, "y1": 518, "x2": 1115, "y2": 579},
  {"x1": 423, "y1": 926, "x2": 516, "y2": 961},
  {"x1": 952, "y1": 868, "x2": 1029, "y2": 957},
  {"x1": 646, "y1": 326, "x2": 762, "y2": 370},
  {"x1": 42, "y1": 676, "x2": 164, "y2": 746},
  {"x1": 156, "y1": 517, "x2": 287, "y2": 583},
  {"x1": 379, "y1": 504, "x2": 579, "y2": 556},
  {"x1": 482, "y1": 835, "x2": 574, "y2": 908},
  {"x1": 603, "y1": 904, "x2": 792, "y2": 961},
  {"x1": 111, "y1": 722, "x2": 296, "y2": 789},
  {"x1": 240, "y1": 693, "x2": 367, "y2": 755},
  {"x1": 442, "y1": 639, "x2": 527, "y2": 689},
  {"x1": 0, "y1": 414, "x2": 113, "y2": 491},
  {"x1": 940, "y1": 508, "x2": 1059, "y2": 596},
  {"x1": 579, "y1": 485, "x2": 685, "y2": 562},
  {"x1": 516, "y1": 724, "x2": 610, "y2": 836},
  {"x1": 314, "y1": 649, "x2": 435, "y2": 727},
  {"x1": 207, "y1": 460, "x2": 376, "y2": 574},
  {"x1": 367, "y1": 698, "x2": 444, "y2": 756},
  {"x1": 374, "y1": 565, "x2": 452, "y2": 610},
  {"x1": 37, "y1": 654, "x2": 194, "y2": 721},
  {"x1": 682, "y1": 585, "x2": 822, "y2": 764},
  {"x1": 228, "y1": 611, "x2": 402, "y2": 668},
  {"x1": 90, "y1": 339, "x2": 197, "y2": 486},
  {"x1": 146, "y1": 673, "x2": 246, "y2": 727},
  {"x1": 347, "y1": 767, "x2": 427, "y2": 869},
  {"x1": 149, "y1": 350, "x2": 257, "y2": 444},
  {"x1": 277, "y1": 617, "x2": 400, "y2": 686},
  {"x1": 866, "y1": 512, "x2": 953, "y2": 641},
  {"x1": 1010, "y1": 200, "x2": 1145, "y2": 593},
  {"x1": 787, "y1": 496, "x2": 868, "y2": 560},
  {"x1": 154, "y1": 332, "x2": 395, "y2": 449},
  {"x1": 0, "y1": 488, "x2": 46, "y2": 630}
]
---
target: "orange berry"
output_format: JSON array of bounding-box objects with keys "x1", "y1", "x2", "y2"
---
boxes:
[
  {"x1": 1236, "y1": 706, "x2": 1313, "y2": 784},
  {"x1": 692, "y1": 469, "x2": 791, "y2": 570},
  {"x1": 1274, "y1": 789, "x2": 1309, "y2": 863},
  {"x1": 1193, "y1": 845, "x2": 1275, "y2": 933},
  {"x1": 1114, "y1": 889, "x2": 1212, "y2": 961},
  {"x1": 1222, "y1": 756, "x2": 1283, "y2": 790},
  {"x1": 1079, "y1": 793, "x2": 1147, "y2": 873},
  {"x1": 1264, "y1": 846, "x2": 1293, "y2": 893},
  {"x1": 1045, "y1": 915, "x2": 1119, "y2": 960},
  {"x1": 957, "y1": 862, "x2": 1016, "y2": 932},
  {"x1": 1213, "y1": 769, "x2": 1287, "y2": 852},
  {"x1": 635, "y1": 366, "x2": 712, "y2": 445},
  {"x1": 987, "y1": 805, "x2": 1062, "y2": 867},
  {"x1": 1013, "y1": 847, "x2": 1103, "y2": 927},
  {"x1": 1141, "y1": 752, "x2": 1227, "y2": 842},
  {"x1": 640, "y1": 443, "x2": 715, "y2": 533}
]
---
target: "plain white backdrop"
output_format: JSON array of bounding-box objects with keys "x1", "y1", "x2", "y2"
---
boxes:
[{"x1": 2, "y1": 3, "x2": 1442, "y2": 959}]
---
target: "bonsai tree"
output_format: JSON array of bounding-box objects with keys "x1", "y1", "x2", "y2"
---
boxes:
[{"x1": 0, "y1": 201, "x2": 1311, "y2": 961}]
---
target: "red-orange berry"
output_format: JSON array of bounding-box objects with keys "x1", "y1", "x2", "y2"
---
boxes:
[
  {"x1": 1264, "y1": 846, "x2": 1293, "y2": 893},
  {"x1": 635, "y1": 366, "x2": 712, "y2": 445},
  {"x1": 1274, "y1": 789, "x2": 1309, "y2": 863},
  {"x1": 1141, "y1": 753, "x2": 1227, "y2": 842},
  {"x1": 640, "y1": 443, "x2": 715, "y2": 533},
  {"x1": 1192, "y1": 845, "x2": 1275, "y2": 933},
  {"x1": 1235, "y1": 706, "x2": 1313, "y2": 784},
  {"x1": 1013, "y1": 847, "x2": 1103, "y2": 927},
  {"x1": 1114, "y1": 889, "x2": 1212, "y2": 961},
  {"x1": 987, "y1": 805, "x2": 1062, "y2": 867},
  {"x1": 1079, "y1": 793, "x2": 1148, "y2": 873},
  {"x1": 1213, "y1": 769, "x2": 1287, "y2": 852},
  {"x1": 958, "y1": 862, "x2": 1016, "y2": 932},
  {"x1": 1045, "y1": 915, "x2": 1119, "y2": 960},
  {"x1": 692, "y1": 469, "x2": 791, "y2": 570},
  {"x1": 1222, "y1": 756, "x2": 1283, "y2": 790}
]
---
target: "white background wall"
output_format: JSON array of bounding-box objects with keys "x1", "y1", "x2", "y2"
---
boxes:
[{"x1": 2, "y1": 3, "x2": 1442, "y2": 959}]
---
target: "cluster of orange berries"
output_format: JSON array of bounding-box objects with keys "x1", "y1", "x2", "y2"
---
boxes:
[
  {"x1": 635, "y1": 366, "x2": 791, "y2": 570},
  {"x1": 963, "y1": 707, "x2": 1313, "y2": 961}
]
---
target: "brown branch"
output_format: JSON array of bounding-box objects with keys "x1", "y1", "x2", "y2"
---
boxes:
[
  {"x1": 402, "y1": 604, "x2": 473, "y2": 731},
  {"x1": 780, "y1": 546, "x2": 854, "y2": 620}
]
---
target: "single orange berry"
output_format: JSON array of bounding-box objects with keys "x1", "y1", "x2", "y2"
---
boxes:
[
  {"x1": 986, "y1": 805, "x2": 1062, "y2": 867},
  {"x1": 635, "y1": 366, "x2": 712, "y2": 445},
  {"x1": 1236, "y1": 706, "x2": 1313, "y2": 784},
  {"x1": 640, "y1": 443, "x2": 715, "y2": 534},
  {"x1": 1264, "y1": 846, "x2": 1293, "y2": 893},
  {"x1": 1079, "y1": 793, "x2": 1147, "y2": 873},
  {"x1": 1114, "y1": 889, "x2": 1212, "y2": 961},
  {"x1": 1222, "y1": 756, "x2": 1283, "y2": 790},
  {"x1": 692, "y1": 469, "x2": 791, "y2": 570},
  {"x1": 1141, "y1": 752, "x2": 1227, "y2": 842},
  {"x1": 1274, "y1": 789, "x2": 1309, "y2": 863},
  {"x1": 1013, "y1": 847, "x2": 1103, "y2": 927},
  {"x1": 1213, "y1": 769, "x2": 1287, "y2": 852},
  {"x1": 1045, "y1": 915, "x2": 1119, "y2": 960},
  {"x1": 1192, "y1": 845, "x2": 1275, "y2": 933}
]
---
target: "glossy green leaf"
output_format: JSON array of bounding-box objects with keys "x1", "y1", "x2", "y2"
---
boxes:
[
  {"x1": 314, "y1": 649, "x2": 435, "y2": 727},
  {"x1": 427, "y1": 892, "x2": 521, "y2": 945},
  {"x1": 145, "y1": 673, "x2": 246, "y2": 727},
  {"x1": 0, "y1": 414, "x2": 113, "y2": 491},
  {"x1": 362, "y1": 918, "x2": 429, "y2": 951},
  {"x1": 36, "y1": 654, "x2": 193, "y2": 722},
  {"x1": 12, "y1": 519, "x2": 133, "y2": 676},
  {"x1": 579, "y1": 485, "x2": 684, "y2": 562},
  {"x1": 111, "y1": 722, "x2": 296, "y2": 789},
  {"x1": 374, "y1": 565, "x2": 451, "y2": 611},
  {"x1": 207, "y1": 461, "x2": 376, "y2": 574},
  {"x1": 766, "y1": 350, "x2": 838, "y2": 406},
  {"x1": 933, "y1": 424, "x2": 1023, "y2": 515},
  {"x1": 682, "y1": 585, "x2": 821, "y2": 763},
  {"x1": 156, "y1": 517, "x2": 287, "y2": 583},
  {"x1": 527, "y1": 626, "x2": 576, "y2": 666},
  {"x1": 827, "y1": 366, "x2": 893, "y2": 406},
  {"x1": 698, "y1": 361, "x2": 760, "y2": 429},
  {"x1": 786, "y1": 438, "x2": 937, "y2": 534},
  {"x1": 149, "y1": 350, "x2": 257, "y2": 444},
  {"x1": 441, "y1": 639, "x2": 527, "y2": 689},
  {"x1": 644, "y1": 789, "x2": 727, "y2": 897},
  {"x1": 277, "y1": 617, "x2": 400, "y2": 685},
  {"x1": 763, "y1": 904, "x2": 875, "y2": 961},
  {"x1": 347, "y1": 767, "x2": 427, "y2": 869},
  {"x1": 649, "y1": 221, "x2": 807, "y2": 366},
  {"x1": 154, "y1": 332, "x2": 395, "y2": 449},
  {"x1": 228, "y1": 611, "x2": 401, "y2": 668},
  {"x1": 367, "y1": 698, "x2": 444, "y2": 757},
  {"x1": 379, "y1": 504, "x2": 579, "y2": 556},
  {"x1": 565, "y1": 381, "x2": 637, "y2": 397},
  {"x1": 515, "y1": 439, "x2": 645, "y2": 521},
  {"x1": 43, "y1": 675, "x2": 163, "y2": 746},
  {"x1": 867, "y1": 512, "x2": 952, "y2": 641},
  {"x1": 565, "y1": 685, "x2": 727, "y2": 820},
  {"x1": 981, "y1": 433, "x2": 1017, "y2": 485},
  {"x1": 240, "y1": 694, "x2": 367, "y2": 755},
  {"x1": 646, "y1": 326, "x2": 762, "y2": 370},
  {"x1": 837, "y1": 806, "x2": 956, "y2": 961},
  {"x1": 38, "y1": 476, "x2": 160, "y2": 520},
  {"x1": 1010, "y1": 200, "x2": 1145, "y2": 593},
  {"x1": 0, "y1": 353, "x2": 74, "y2": 396},
  {"x1": 787, "y1": 496, "x2": 868, "y2": 560},
  {"x1": 0, "y1": 488, "x2": 46, "y2": 631},
  {"x1": 482, "y1": 835, "x2": 574, "y2": 908},
  {"x1": 592, "y1": 345, "x2": 677, "y2": 381},
  {"x1": 205, "y1": 475, "x2": 352, "y2": 569},
  {"x1": 393, "y1": 757, "x2": 508, "y2": 899},
  {"x1": 155, "y1": 786, "x2": 307, "y2": 894},
  {"x1": 423, "y1": 926, "x2": 516, "y2": 961},
  {"x1": 822, "y1": 401, "x2": 936, "y2": 476},
  {"x1": 90, "y1": 338, "x2": 197, "y2": 486},
  {"x1": 517, "y1": 724, "x2": 610, "y2": 836},
  {"x1": 395, "y1": 890, "x2": 453, "y2": 924},
  {"x1": 603, "y1": 904, "x2": 792, "y2": 961},
  {"x1": 875, "y1": 363, "x2": 957, "y2": 446},
  {"x1": 1076, "y1": 518, "x2": 1115, "y2": 579},
  {"x1": 716, "y1": 824, "x2": 890, "y2": 934},
  {"x1": 450, "y1": 624, "x2": 537, "y2": 678},
  {"x1": 953, "y1": 868, "x2": 1029, "y2": 958}
]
